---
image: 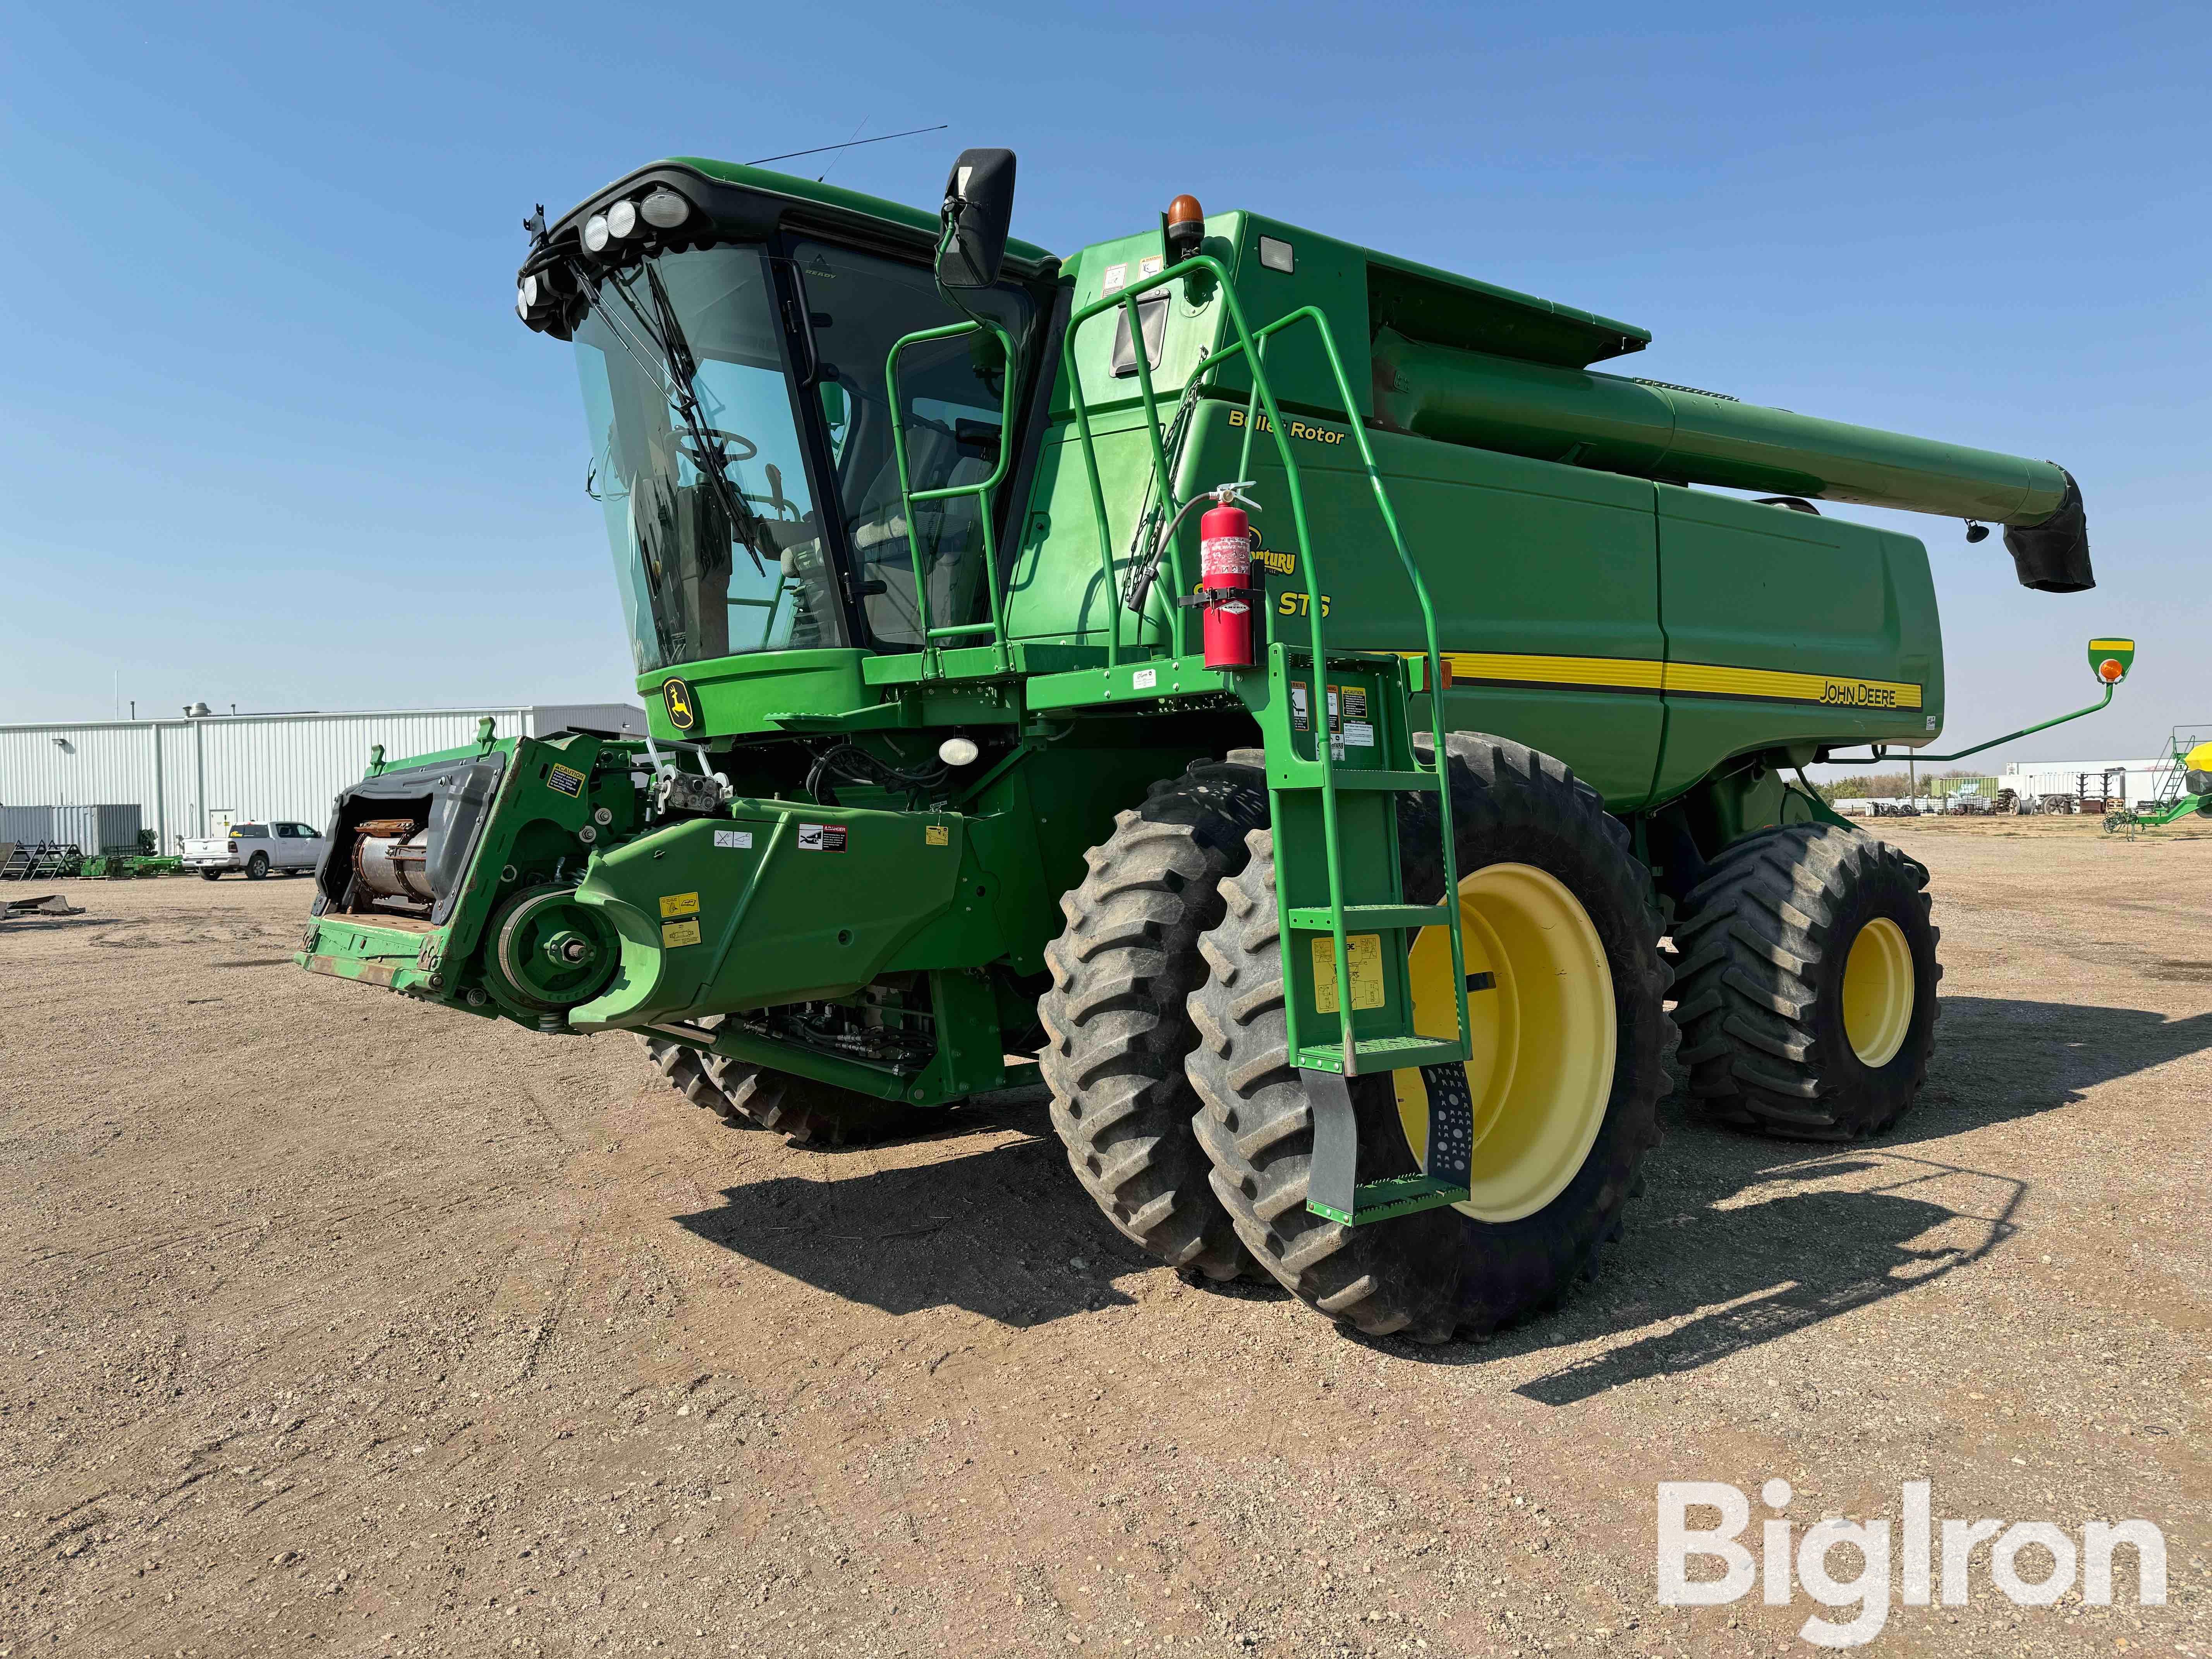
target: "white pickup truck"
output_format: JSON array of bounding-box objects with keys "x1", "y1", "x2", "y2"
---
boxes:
[{"x1": 182, "y1": 820, "x2": 328, "y2": 880}]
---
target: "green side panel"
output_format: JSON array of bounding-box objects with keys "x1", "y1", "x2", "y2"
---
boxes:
[
  {"x1": 1211, "y1": 216, "x2": 1373, "y2": 422},
  {"x1": 638, "y1": 649, "x2": 871, "y2": 740},
  {"x1": 1181, "y1": 402, "x2": 1667, "y2": 807},
  {"x1": 1053, "y1": 213, "x2": 1370, "y2": 426},
  {"x1": 1005, "y1": 412, "x2": 1179, "y2": 654},
  {"x1": 1055, "y1": 222, "x2": 1237, "y2": 422},
  {"x1": 1650, "y1": 486, "x2": 1945, "y2": 802},
  {"x1": 568, "y1": 802, "x2": 965, "y2": 1029}
]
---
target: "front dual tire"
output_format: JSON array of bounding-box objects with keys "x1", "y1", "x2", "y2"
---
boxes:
[
  {"x1": 1183, "y1": 736, "x2": 1673, "y2": 1342},
  {"x1": 1041, "y1": 734, "x2": 1673, "y2": 1342}
]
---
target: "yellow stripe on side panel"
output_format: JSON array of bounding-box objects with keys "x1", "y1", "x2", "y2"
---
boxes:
[
  {"x1": 1440, "y1": 652, "x2": 1665, "y2": 692},
  {"x1": 1404, "y1": 651, "x2": 1922, "y2": 711}
]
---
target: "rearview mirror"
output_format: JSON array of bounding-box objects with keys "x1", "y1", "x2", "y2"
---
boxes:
[{"x1": 936, "y1": 148, "x2": 1017, "y2": 290}]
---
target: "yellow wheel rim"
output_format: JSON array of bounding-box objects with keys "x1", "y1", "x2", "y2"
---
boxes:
[
  {"x1": 1840, "y1": 915, "x2": 1914, "y2": 1067},
  {"x1": 1393, "y1": 863, "x2": 1616, "y2": 1223}
]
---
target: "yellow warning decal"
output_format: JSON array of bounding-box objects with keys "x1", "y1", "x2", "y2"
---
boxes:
[
  {"x1": 1400, "y1": 651, "x2": 1922, "y2": 710},
  {"x1": 661, "y1": 918, "x2": 701, "y2": 948},
  {"x1": 924, "y1": 824, "x2": 951, "y2": 847},
  {"x1": 1312, "y1": 933, "x2": 1386, "y2": 1014},
  {"x1": 658, "y1": 891, "x2": 699, "y2": 919}
]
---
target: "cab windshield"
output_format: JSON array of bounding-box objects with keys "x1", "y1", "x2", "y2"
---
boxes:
[{"x1": 574, "y1": 244, "x2": 843, "y2": 672}]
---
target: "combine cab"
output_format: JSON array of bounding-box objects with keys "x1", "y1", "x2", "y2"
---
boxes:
[{"x1": 299, "y1": 150, "x2": 2123, "y2": 1340}]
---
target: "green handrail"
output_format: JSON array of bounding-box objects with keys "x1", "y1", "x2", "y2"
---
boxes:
[
  {"x1": 1060, "y1": 256, "x2": 1469, "y2": 1075},
  {"x1": 884, "y1": 316, "x2": 1021, "y2": 677}
]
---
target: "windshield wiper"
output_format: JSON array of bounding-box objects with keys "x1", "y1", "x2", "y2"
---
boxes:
[{"x1": 582, "y1": 261, "x2": 773, "y2": 578}]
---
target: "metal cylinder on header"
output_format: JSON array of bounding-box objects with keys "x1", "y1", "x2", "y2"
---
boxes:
[{"x1": 1199, "y1": 486, "x2": 1255, "y2": 670}]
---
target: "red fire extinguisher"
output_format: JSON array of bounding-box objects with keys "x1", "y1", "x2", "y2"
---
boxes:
[{"x1": 1199, "y1": 483, "x2": 1257, "y2": 670}]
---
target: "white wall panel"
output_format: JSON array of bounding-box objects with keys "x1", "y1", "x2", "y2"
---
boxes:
[{"x1": 0, "y1": 706, "x2": 642, "y2": 849}]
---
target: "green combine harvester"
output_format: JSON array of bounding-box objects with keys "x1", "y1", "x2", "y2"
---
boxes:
[{"x1": 297, "y1": 149, "x2": 2125, "y2": 1341}]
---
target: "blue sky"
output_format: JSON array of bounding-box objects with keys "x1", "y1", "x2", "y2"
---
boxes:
[{"x1": 3, "y1": 2, "x2": 2204, "y2": 763}]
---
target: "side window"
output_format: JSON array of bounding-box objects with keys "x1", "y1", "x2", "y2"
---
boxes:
[
  {"x1": 791, "y1": 238, "x2": 1033, "y2": 650},
  {"x1": 275, "y1": 824, "x2": 297, "y2": 838}
]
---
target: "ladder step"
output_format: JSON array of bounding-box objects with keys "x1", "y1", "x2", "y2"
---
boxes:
[
  {"x1": 1306, "y1": 1173, "x2": 1472, "y2": 1226},
  {"x1": 1286, "y1": 904, "x2": 1453, "y2": 932},
  {"x1": 1294, "y1": 1036, "x2": 1470, "y2": 1073},
  {"x1": 1268, "y1": 768, "x2": 1443, "y2": 793}
]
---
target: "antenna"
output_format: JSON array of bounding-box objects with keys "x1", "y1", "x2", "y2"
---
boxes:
[{"x1": 745, "y1": 124, "x2": 949, "y2": 168}]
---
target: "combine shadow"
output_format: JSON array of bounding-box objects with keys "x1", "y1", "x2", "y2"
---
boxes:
[
  {"x1": 1501, "y1": 1147, "x2": 2023, "y2": 1404},
  {"x1": 672, "y1": 1123, "x2": 1178, "y2": 1328},
  {"x1": 1886, "y1": 996, "x2": 2212, "y2": 1143},
  {"x1": 1493, "y1": 993, "x2": 2206, "y2": 1398},
  {"x1": 671, "y1": 996, "x2": 2205, "y2": 1355}
]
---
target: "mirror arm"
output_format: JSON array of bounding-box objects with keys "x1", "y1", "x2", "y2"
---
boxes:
[{"x1": 1822, "y1": 680, "x2": 2117, "y2": 765}]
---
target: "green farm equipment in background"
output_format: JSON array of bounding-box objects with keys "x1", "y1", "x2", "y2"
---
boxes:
[
  {"x1": 298, "y1": 150, "x2": 2128, "y2": 1341},
  {"x1": 2104, "y1": 727, "x2": 2212, "y2": 833}
]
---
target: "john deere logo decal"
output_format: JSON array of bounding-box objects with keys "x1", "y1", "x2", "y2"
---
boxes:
[
  {"x1": 2087, "y1": 638, "x2": 2135, "y2": 685},
  {"x1": 661, "y1": 676, "x2": 699, "y2": 731}
]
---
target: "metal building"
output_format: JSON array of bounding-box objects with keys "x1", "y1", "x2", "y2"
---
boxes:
[{"x1": 0, "y1": 704, "x2": 644, "y2": 853}]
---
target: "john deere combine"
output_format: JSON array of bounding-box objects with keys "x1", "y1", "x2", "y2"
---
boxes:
[{"x1": 298, "y1": 149, "x2": 2122, "y2": 1341}]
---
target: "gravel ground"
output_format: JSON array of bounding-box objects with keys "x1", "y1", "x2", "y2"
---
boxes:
[{"x1": 1, "y1": 819, "x2": 2205, "y2": 1658}]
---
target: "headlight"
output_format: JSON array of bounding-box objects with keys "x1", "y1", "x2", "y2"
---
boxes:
[
  {"x1": 937, "y1": 737, "x2": 981, "y2": 768},
  {"x1": 582, "y1": 213, "x2": 610, "y2": 253},
  {"x1": 606, "y1": 199, "x2": 639, "y2": 239},
  {"x1": 640, "y1": 188, "x2": 689, "y2": 229}
]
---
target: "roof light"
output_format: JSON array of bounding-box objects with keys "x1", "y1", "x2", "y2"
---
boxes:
[
  {"x1": 606, "y1": 199, "x2": 639, "y2": 240},
  {"x1": 517, "y1": 283, "x2": 532, "y2": 320},
  {"x1": 1166, "y1": 193, "x2": 1204, "y2": 265},
  {"x1": 640, "y1": 189, "x2": 689, "y2": 229},
  {"x1": 582, "y1": 213, "x2": 610, "y2": 253}
]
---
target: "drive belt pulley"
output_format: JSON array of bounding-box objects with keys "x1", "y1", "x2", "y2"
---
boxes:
[{"x1": 484, "y1": 884, "x2": 618, "y2": 1016}]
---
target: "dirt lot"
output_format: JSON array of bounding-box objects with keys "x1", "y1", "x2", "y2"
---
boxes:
[{"x1": 3, "y1": 822, "x2": 2206, "y2": 1658}]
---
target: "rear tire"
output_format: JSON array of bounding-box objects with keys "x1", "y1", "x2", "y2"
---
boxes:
[
  {"x1": 640, "y1": 1032, "x2": 764, "y2": 1130},
  {"x1": 1186, "y1": 734, "x2": 1672, "y2": 1341},
  {"x1": 246, "y1": 853, "x2": 268, "y2": 880},
  {"x1": 1038, "y1": 756, "x2": 1270, "y2": 1281},
  {"x1": 708, "y1": 1056, "x2": 917, "y2": 1146},
  {"x1": 199, "y1": 868, "x2": 223, "y2": 881},
  {"x1": 1670, "y1": 824, "x2": 1939, "y2": 1139},
  {"x1": 636, "y1": 1030, "x2": 917, "y2": 1146}
]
